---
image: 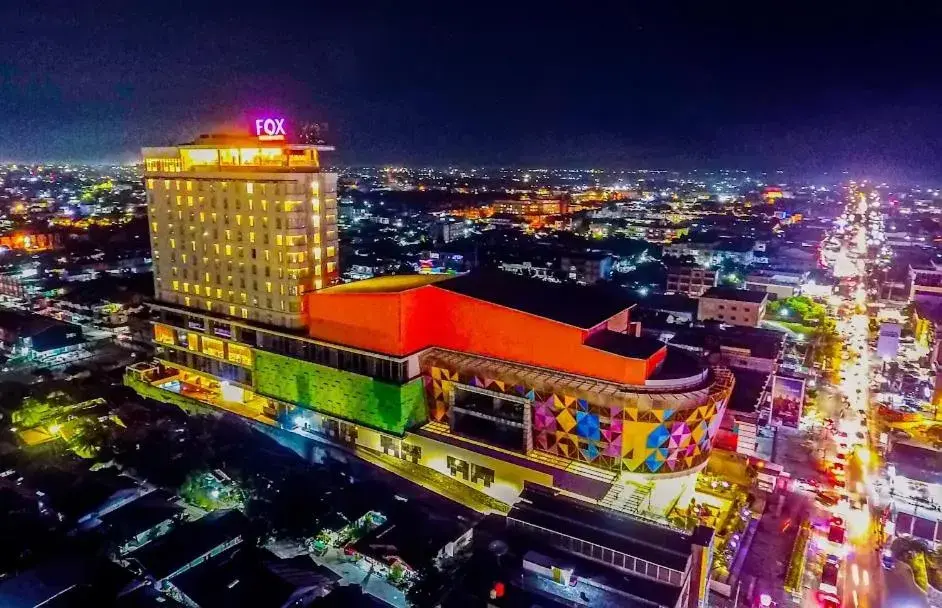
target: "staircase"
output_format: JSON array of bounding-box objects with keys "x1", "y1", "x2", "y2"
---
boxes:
[{"x1": 600, "y1": 480, "x2": 654, "y2": 516}]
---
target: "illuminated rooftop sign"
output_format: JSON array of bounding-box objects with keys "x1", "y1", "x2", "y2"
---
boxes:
[{"x1": 255, "y1": 118, "x2": 286, "y2": 141}]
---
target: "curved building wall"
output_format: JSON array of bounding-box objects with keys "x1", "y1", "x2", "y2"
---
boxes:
[{"x1": 422, "y1": 349, "x2": 734, "y2": 476}]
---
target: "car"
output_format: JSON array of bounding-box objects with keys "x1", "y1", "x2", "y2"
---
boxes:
[
  {"x1": 828, "y1": 522, "x2": 846, "y2": 544},
  {"x1": 881, "y1": 548, "x2": 896, "y2": 570},
  {"x1": 795, "y1": 478, "x2": 819, "y2": 492},
  {"x1": 820, "y1": 556, "x2": 841, "y2": 597},
  {"x1": 816, "y1": 492, "x2": 840, "y2": 507}
]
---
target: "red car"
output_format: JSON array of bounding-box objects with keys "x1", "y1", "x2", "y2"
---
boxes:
[
  {"x1": 818, "y1": 595, "x2": 841, "y2": 608},
  {"x1": 828, "y1": 522, "x2": 846, "y2": 544}
]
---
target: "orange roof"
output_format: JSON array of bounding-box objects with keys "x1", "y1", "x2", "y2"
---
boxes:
[{"x1": 306, "y1": 273, "x2": 664, "y2": 385}]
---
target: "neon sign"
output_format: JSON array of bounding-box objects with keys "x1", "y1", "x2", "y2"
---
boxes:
[{"x1": 254, "y1": 118, "x2": 286, "y2": 141}]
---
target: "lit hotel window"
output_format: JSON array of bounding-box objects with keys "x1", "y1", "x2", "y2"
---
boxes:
[
  {"x1": 227, "y1": 344, "x2": 252, "y2": 366},
  {"x1": 246, "y1": 183, "x2": 253, "y2": 194},
  {"x1": 154, "y1": 324, "x2": 175, "y2": 345},
  {"x1": 201, "y1": 336, "x2": 224, "y2": 359}
]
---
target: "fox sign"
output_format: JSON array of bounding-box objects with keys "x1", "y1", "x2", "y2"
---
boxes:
[{"x1": 255, "y1": 118, "x2": 286, "y2": 140}]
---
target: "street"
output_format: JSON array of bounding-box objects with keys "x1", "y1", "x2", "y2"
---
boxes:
[{"x1": 755, "y1": 187, "x2": 926, "y2": 608}]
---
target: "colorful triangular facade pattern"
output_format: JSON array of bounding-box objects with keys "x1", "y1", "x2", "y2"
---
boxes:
[{"x1": 424, "y1": 365, "x2": 734, "y2": 475}]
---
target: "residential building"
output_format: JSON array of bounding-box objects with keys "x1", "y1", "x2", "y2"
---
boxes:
[
  {"x1": 491, "y1": 198, "x2": 568, "y2": 216},
  {"x1": 126, "y1": 509, "x2": 248, "y2": 590},
  {"x1": 0, "y1": 309, "x2": 85, "y2": 360},
  {"x1": 744, "y1": 270, "x2": 804, "y2": 299},
  {"x1": 666, "y1": 265, "x2": 717, "y2": 297},
  {"x1": 664, "y1": 238, "x2": 756, "y2": 268},
  {"x1": 697, "y1": 287, "x2": 768, "y2": 327},
  {"x1": 909, "y1": 263, "x2": 942, "y2": 303},
  {"x1": 560, "y1": 253, "x2": 613, "y2": 284}
]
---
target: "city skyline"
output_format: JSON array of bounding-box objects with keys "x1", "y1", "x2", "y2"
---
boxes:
[{"x1": 1, "y1": 3, "x2": 941, "y2": 181}]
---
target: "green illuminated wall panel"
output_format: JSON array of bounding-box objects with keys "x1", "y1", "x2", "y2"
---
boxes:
[{"x1": 253, "y1": 351, "x2": 426, "y2": 435}]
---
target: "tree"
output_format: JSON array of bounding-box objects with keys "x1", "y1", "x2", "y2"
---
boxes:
[
  {"x1": 12, "y1": 392, "x2": 74, "y2": 428},
  {"x1": 66, "y1": 417, "x2": 116, "y2": 459}
]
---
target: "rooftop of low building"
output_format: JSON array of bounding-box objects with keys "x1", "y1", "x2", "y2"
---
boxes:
[{"x1": 701, "y1": 286, "x2": 769, "y2": 304}]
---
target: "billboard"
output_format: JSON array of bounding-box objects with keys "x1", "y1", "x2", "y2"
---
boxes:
[{"x1": 771, "y1": 375, "x2": 805, "y2": 428}]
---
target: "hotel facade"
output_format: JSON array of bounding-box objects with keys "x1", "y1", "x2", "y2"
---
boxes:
[{"x1": 129, "y1": 123, "x2": 735, "y2": 524}]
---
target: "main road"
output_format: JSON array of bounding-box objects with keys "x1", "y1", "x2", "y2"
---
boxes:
[{"x1": 810, "y1": 186, "x2": 911, "y2": 608}]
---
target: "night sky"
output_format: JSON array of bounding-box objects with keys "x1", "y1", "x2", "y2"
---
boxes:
[{"x1": 2, "y1": 2, "x2": 941, "y2": 179}]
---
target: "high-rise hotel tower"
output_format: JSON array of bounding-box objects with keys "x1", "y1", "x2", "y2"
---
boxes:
[{"x1": 143, "y1": 119, "x2": 338, "y2": 330}]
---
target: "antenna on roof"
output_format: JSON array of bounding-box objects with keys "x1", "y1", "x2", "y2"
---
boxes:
[{"x1": 298, "y1": 122, "x2": 328, "y2": 145}]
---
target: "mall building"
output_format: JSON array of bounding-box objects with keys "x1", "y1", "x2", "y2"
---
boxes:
[{"x1": 128, "y1": 123, "x2": 734, "y2": 524}]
